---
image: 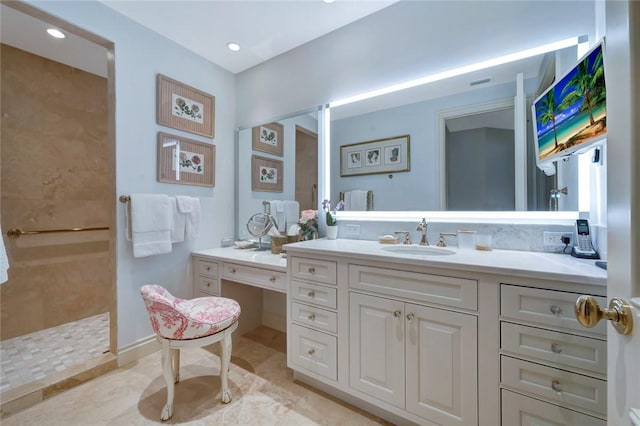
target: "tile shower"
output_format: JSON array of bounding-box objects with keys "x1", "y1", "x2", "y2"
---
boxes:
[{"x1": 1, "y1": 44, "x2": 114, "y2": 402}]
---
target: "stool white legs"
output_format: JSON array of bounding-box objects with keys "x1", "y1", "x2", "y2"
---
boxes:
[
  {"x1": 160, "y1": 340, "x2": 175, "y2": 421},
  {"x1": 220, "y1": 331, "x2": 233, "y2": 404}
]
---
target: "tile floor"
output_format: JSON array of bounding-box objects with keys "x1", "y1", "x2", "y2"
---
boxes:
[
  {"x1": 1, "y1": 326, "x2": 392, "y2": 425},
  {"x1": 0, "y1": 313, "x2": 110, "y2": 393}
]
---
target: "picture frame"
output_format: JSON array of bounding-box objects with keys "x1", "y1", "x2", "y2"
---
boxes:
[
  {"x1": 157, "y1": 74, "x2": 215, "y2": 138},
  {"x1": 340, "y1": 134, "x2": 410, "y2": 177},
  {"x1": 157, "y1": 132, "x2": 215, "y2": 187},
  {"x1": 252, "y1": 122, "x2": 284, "y2": 156},
  {"x1": 252, "y1": 155, "x2": 283, "y2": 192}
]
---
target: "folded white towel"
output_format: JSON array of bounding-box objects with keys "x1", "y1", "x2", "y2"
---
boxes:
[
  {"x1": 1, "y1": 225, "x2": 9, "y2": 284},
  {"x1": 345, "y1": 190, "x2": 369, "y2": 211},
  {"x1": 130, "y1": 194, "x2": 172, "y2": 258},
  {"x1": 283, "y1": 200, "x2": 300, "y2": 230},
  {"x1": 169, "y1": 197, "x2": 186, "y2": 243},
  {"x1": 269, "y1": 201, "x2": 286, "y2": 233},
  {"x1": 176, "y1": 196, "x2": 201, "y2": 240}
]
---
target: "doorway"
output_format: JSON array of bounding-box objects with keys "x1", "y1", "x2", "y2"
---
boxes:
[{"x1": 295, "y1": 125, "x2": 318, "y2": 211}]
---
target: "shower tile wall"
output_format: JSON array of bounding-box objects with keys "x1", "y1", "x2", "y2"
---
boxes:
[{"x1": 0, "y1": 44, "x2": 113, "y2": 340}]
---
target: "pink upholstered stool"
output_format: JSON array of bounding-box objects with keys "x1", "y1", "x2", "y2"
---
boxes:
[{"x1": 140, "y1": 284, "x2": 241, "y2": 421}]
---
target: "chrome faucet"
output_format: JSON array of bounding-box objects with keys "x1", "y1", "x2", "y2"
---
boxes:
[
  {"x1": 417, "y1": 218, "x2": 429, "y2": 246},
  {"x1": 394, "y1": 231, "x2": 412, "y2": 245}
]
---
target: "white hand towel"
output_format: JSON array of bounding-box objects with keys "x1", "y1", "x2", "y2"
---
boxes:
[
  {"x1": 130, "y1": 194, "x2": 172, "y2": 258},
  {"x1": 176, "y1": 196, "x2": 201, "y2": 240},
  {"x1": 270, "y1": 201, "x2": 286, "y2": 233},
  {"x1": 169, "y1": 197, "x2": 185, "y2": 243},
  {"x1": 1, "y1": 226, "x2": 9, "y2": 284},
  {"x1": 346, "y1": 190, "x2": 368, "y2": 211},
  {"x1": 283, "y1": 200, "x2": 300, "y2": 230}
]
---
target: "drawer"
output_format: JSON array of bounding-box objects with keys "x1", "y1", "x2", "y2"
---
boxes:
[
  {"x1": 500, "y1": 285, "x2": 607, "y2": 337},
  {"x1": 501, "y1": 355, "x2": 607, "y2": 417},
  {"x1": 501, "y1": 322, "x2": 606, "y2": 375},
  {"x1": 290, "y1": 324, "x2": 337, "y2": 381},
  {"x1": 196, "y1": 259, "x2": 218, "y2": 278},
  {"x1": 290, "y1": 257, "x2": 337, "y2": 285},
  {"x1": 197, "y1": 276, "x2": 220, "y2": 295},
  {"x1": 222, "y1": 262, "x2": 286, "y2": 293},
  {"x1": 501, "y1": 390, "x2": 606, "y2": 425},
  {"x1": 291, "y1": 302, "x2": 337, "y2": 334},
  {"x1": 291, "y1": 280, "x2": 337, "y2": 309},
  {"x1": 348, "y1": 264, "x2": 477, "y2": 310}
]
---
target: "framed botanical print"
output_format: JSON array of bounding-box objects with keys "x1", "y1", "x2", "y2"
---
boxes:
[
  {"x1": 251, "y1": 155, "x2": 283, "y2": 192},
  {"x1": 157, "y1": 132, "x2": 215, "y2": 187},
  {"x1": 340, "y1": 134, "x2": 410, "y2": 177},
  {"x1": 252, "y1": 122, "x2": 284, "y2": 156},
  {"x1": 157, "y1": 74, "x2": 215, "y2": 138}
]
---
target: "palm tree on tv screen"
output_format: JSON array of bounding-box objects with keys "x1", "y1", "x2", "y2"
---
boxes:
[
  {"x1": 536, "y1": 90, "x2": 559, "y2": 150},
  {"x1": 559, "y1": 47, "x2": 606, "y2": 126}
]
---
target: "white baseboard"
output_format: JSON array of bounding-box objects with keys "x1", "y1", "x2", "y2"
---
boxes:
[
  {"x1": 262, "y1": 312, "x2": 286, "y2": 333},
  {"x1": 117, "y1": 335, "x2": 160, "y2": 367}
]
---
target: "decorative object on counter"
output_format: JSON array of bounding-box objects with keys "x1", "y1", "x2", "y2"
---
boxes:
[
  {"x1": 298, "y1": 209, "x2": 318, "y2": 240},
  {"x1": 251, "y1": 155, "x2": 283, "y2": 192},
  {"x1": 287, "y1": 224, "x2": 301, "y2": 243},
  {"x1": 246, "y1": 211, "x2": 277, "y2": 250},
  {"x1": 157, "y1": 74, "x2": 215, "y2": 138},
  {"x1": 234, "y1": 240, "x2": 254, "y2": 249},
  {"x1": 475, "y1": 233, "x2": 493, "y2": 251},
  {"x1": 252, "y1": 122, "x2": 284, "y2": 156},
  {"x1": 157, "y1": 132, "x2": 215, "y2": 187},
  {"x1": 340, "y1": 134, "x2": 410, "y2": 177},
  {"x1": 322, "y1": 199, "x2": 344, "y2": 240},
  {"x1": 457, "y1": 230, "x2": 477, "y2": 250},
  {"x1": 378, "y1": 235, "x2": 399, "y2": 244},
  {"x1": 270, "y1": 236, "x2": 288, "y2": 254}
]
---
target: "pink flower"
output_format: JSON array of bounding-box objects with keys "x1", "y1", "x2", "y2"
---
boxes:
[{"x1": 299, "y1": 209, "x2": 317, "y2": 223}]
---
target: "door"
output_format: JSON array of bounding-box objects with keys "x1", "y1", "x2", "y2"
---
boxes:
[
  {"x1": 405, "y1": 303, "x2": 477, "y2": 426},
  {"x1": 603, "y1": 2, "x2": 639, "y2": 424},
  {"x1": 295, "y1": 125, "x2": 318, "y2": 211},
  {"x1": 349, "y1": 292, "x2": 405, "y2": 407}
]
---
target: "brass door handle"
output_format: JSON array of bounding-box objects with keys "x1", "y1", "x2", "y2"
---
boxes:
[{"x1": 575, "y1": 295, "x2": 633, "y2": 335}]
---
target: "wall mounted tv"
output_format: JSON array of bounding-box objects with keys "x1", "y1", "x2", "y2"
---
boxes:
[{"x1": 532, "y1": 40, "x2": 607, "y2": 168}]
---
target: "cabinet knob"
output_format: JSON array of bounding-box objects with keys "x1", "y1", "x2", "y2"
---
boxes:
[
  {"x1": 307, "y1": 290, "x2": 315, "y2": 298},
  {"x1": 551, "y1": 379, "x2": 562, "y2": 393},
  {"x1": 549, "y1": 305, "x2": 563, "y2": 316},
  {"x1": 269, "y1": 276, "x2": 276, "y2": 283},
  {"x1": 393, "y1": 310, "x2": 402, "y2": 318},
  {"x1": 229, "y1": 268, "x2": 236, "y2": 274},
  {"x1": 575, "y1": 295, "x2": 633, "y2": 335},
  {"x1": 307, "y1": 348, "x2": 315, "y2": 356},
  {"x1": 406, "y1": 313, "x2": 415, "y2": 320},
  {"x1": 550, "y1": 343, "x2": 563, "y2": 354},
  {"x1": 308, "y1": 267, "x2": 316, "y2": 274},
  {"x1": 206, "y1": 281, "x2": 211, "y2": 287},
  {"x1": 206, "y1": 266, "x2": 211, "y2": 271},
  {"x1": 308, "y1": 313, "x2": 316, "y2": 321}
]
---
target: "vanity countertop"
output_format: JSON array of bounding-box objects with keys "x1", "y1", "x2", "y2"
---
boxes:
[
  {"x1": 284, "y1": 239, "x2": 607, "y2": 286},
  {"x1": 192, "y1": 246, "x2": 287, "y2": 272}
]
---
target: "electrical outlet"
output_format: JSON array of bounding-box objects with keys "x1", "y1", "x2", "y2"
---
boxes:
[
  {"x1": 543, "y1": 231, "x2": 566, "y2": 246},
  {"x1": 344, "y1": 224, "x2": 360, "y2": 237}
]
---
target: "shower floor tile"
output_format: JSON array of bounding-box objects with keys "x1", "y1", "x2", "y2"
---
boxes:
[{"x1": 0, "y1": 313, "x2": 109, "y2": 393}]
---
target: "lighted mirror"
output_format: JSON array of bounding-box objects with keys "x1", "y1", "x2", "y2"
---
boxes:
[
  {"x1": 236, "y1": 110, "x2": 319, "y2": 239},
  {"x1": 328, "y1": 43, "x2": 596, "y2": 214}
]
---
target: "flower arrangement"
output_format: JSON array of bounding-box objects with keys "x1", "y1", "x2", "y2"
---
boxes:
[
  {"x1": 322, "y1": 199, "x2": 345, "y2": 227},
  {"x1": 298, "y1": 209, "x2": 318, "y2": 240}
]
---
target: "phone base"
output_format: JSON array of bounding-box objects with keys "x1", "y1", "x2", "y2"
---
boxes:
[{"x1": 571, "y1": 246, "x2": 600, "y2": 259}]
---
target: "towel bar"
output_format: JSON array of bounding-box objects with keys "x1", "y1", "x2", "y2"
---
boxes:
[{"x1": 6, "y1": 227, "x2": 109, "y2": 239}]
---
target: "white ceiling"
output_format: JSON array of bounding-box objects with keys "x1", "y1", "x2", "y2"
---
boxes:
[{"x1": 99, "y1": 0, "x2": 397, "y2": 74}]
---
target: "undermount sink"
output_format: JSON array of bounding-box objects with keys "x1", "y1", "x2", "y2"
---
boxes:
[{"x1": 381, "y1": 245, "x2": 455, "y2": 256}]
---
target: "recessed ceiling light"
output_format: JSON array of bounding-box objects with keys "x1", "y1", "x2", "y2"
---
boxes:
[
  {"x1": 227, "y1": 42, "x2": 240, "y2": 52},
  {"x1": 47, "y1": 28, "x2": 65, "y2": 39}
]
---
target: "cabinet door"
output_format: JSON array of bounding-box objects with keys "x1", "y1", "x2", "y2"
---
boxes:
[
  {"x1": 405, "y1": 303, "x2": 478, "y2": 426},
  {"x1": 349, "y1": 292, "x2": 405, "y2": 408}
]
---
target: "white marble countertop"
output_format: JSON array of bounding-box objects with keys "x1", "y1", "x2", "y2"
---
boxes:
[
  {"x1": 284, "y1": 239, "x2": 607, "y2": 286},
  {"x1": 192, "y1": 246, "x2": 287, "y2": 272}
]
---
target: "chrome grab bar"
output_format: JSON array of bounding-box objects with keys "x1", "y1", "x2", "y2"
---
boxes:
[{"x1": 6, "y1": 226, "x2": 109, "y2": 239}]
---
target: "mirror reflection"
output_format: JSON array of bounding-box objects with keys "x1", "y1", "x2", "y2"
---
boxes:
[
  {"x1": 329, "y1": 45, "x2": 588, "y2": 212},
  {"x1": 237, "y1": 111, "x2": 318, "y2": 239}
]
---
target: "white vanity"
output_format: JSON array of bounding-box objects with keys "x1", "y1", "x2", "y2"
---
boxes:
[{"x1": 284, "y1": 239, "x2": 607, "y2": 426}]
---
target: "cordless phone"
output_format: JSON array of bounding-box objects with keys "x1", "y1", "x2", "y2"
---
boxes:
[{"x1": 571, "y1": 219, "x2": 600, "y2": 259}]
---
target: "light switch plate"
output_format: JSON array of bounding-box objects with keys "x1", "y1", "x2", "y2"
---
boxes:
[{"x1": 344, "y1": 224, "x2": 360, "y2": 237}]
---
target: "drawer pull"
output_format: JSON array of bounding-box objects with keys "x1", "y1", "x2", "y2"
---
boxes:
[
  {"x1": 229, "y1": 268, "x2": 236, "y2": 274},
  {"x1": 406, "y1": 313, "x2": 415, "y2": 320},
  {"x1": 206, "y1": 281, "x2": 211, "y2": 287},
  {"x1": 549, "y1": 305, "x2": 563, "y2": 316},
  {"x1": 308, "y1": 313, "x2": 316, "y2": 321},
  {"x1": 307, "y1": 290, "x2": 315, "y2": 298},
  {"x1": 206, "y1": 266, "x2": 211, "y2": 271},
  {"x1": 269, "y1": 276, "x2": 276, "y2": 283},
  {"x1": 307, "y1": 348, "x2": 315, "y2": 356},
  {"x1": 308, "y1": 267, "x2": 316, "y2": 274},
  {"x1": 393, "y1": 310, "x2": 402, "y2": 318},
  {"x1": 551, "y1": 343, "x2": 563, "y2": 354},
  {"x1": 551, "y1": 379, "x2": 562, "y2": 393}
]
